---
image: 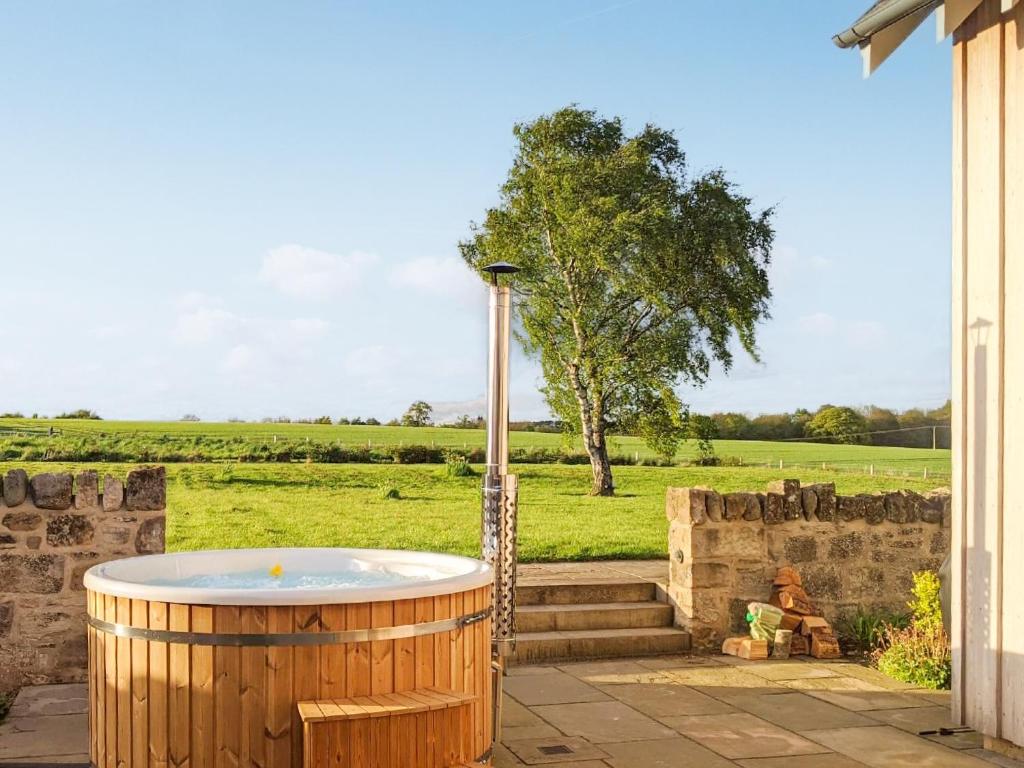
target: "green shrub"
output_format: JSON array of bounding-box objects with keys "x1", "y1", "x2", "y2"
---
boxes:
[
  {"x1": 907, "y1": 570, "x2": 944, "y2": 634},
  {"x1": 838, "y1": 607, "x2": 909, "y2": 654},
  {"x1": 0, "y1": 433, "x2": 661, "y2": 466},
  {"x1": 693, "y1": 455, "x2": 721, "y2": 467},
  {"x1": 377, "y1": 480, "x2": 401, "y2": 500},
  {"x1": 873, "y1": 571, "x2": 951, "y2": 689},
  {"x1": 391, "y1": 445, "x2": 445, "y2": 464},
  {"x1": 444, "y1": 454, "x2": 476, "y2": 478}
]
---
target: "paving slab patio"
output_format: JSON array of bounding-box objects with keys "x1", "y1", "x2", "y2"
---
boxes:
[
  {"x1": 866, "y1": 705, "x2": 984, "y2": 747},
  {"x1": 495, "y1": 656, "x2": 1024, "y2": 768},
  {"x1": 531, "y1": 701, "x2": 679, "y2": 744},
  {"x1": 718, "y1": 690, "x2": 876, "y2": 731},
  {"x1": 0, "y1": 684, "x2": 89, "y2": 765},
  {"x1": 804, "y1": 725, "x2": 995, "y2": 768},
  {"x1": 599, "y1": 735, "x2": 736, "y2": 767},
  {"x1": 4, "y1": 655, "x2": 1024, "y2": 768},
  {"x1": 661, "y1": 712, "x2": 831, "y2": 760}
]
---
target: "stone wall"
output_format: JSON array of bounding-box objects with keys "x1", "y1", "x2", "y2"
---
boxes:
[
  {"x1": 0, "y1": 466, "x2": 166, "y2": 689},
  {"x1": 666, "y1": 480, "x2": 950, "y2": 650}
]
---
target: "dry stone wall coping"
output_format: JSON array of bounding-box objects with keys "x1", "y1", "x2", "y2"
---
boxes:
[
  {"x1": 0, "y1": 466, "x2": 166, "y2": 690},
  {"x1": 666, "y1": 481, "x2": 950, "y2": 528}
]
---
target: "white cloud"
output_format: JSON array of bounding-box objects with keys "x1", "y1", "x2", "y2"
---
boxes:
[
  {"x1": 770, "y1": 245, "x2": 830, "y2": 292},
  {"x1": 259, "y1": 244, "x2": 376, "y2": 300},
  {"x1": 288, "y1": 317, "x2": 330, "y2": 337},
  {"x1": 798, "y1": 312, "x2": 837, "y2": 337},
  {"x1": 173, "y1": 307, "x2": 240, "y2": 345},
  {"x1": 431, "y1": 397, "x2": 486, "y2": 422},
  {"x1": 845, "y1": 320, "x2": 887, "y2": 349},
  {"x1": 390, "y1": 256, "x2": 481, "y2": 302},
  {"x1": 223, "y1": 344, "x2": 257, "y2": 373},
  {"x1": 176, "y1": 291, "x2": 224, "y2": 311},
  {"x1": 345, "y1": 345, "x2": 399, "y2": 378},
  {"x1": 90, "y1": 324, "x2": 128, "y2": 340}
]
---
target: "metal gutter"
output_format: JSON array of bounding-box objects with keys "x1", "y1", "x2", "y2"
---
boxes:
[{"x1": 833, "y1": 0, "x2": 940, "y2": 48}]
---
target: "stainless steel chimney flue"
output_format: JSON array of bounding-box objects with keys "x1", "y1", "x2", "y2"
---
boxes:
[{"x1": 480, "y1": 261, "x2": 519, "y2": 659}]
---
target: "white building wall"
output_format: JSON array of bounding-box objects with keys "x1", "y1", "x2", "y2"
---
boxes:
[{"x1": 951, "y1": 0, "x2": 1024, "y2": 749}]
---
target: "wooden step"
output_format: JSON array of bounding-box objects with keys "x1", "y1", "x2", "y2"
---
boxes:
[
  {"x1": 508, "y1": 626, "x2": 691, "y2": 665},
  {"x1": 516, "y1": 580, "x2": 656, "y2": 606},
  {"x1": 297, "y1": 688, "x2": 475, "y2": 723},
  {"x1": 299, "y1": 687, "x2": 476, "y2": 768},
  {"x1": 516, "y1": 601, "x2": 674, "y2": 632}
]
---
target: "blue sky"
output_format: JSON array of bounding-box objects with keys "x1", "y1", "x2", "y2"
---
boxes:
[{"x1": 0, "y1": 1, "x2": 951, "y2": 422}]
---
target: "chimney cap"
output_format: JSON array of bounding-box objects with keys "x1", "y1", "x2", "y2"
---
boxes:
[
  {"x1": 482, "y1": 262, "x2": 520, "y2": 285},
  {"x1": 482, "y1": 262, "x2": 520, "y2": 275}
]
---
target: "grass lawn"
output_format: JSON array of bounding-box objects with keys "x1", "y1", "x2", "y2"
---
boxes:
[
  {"x1": 0, "y1": 418, "x2": 951, "y2": 474},
  {"x1": 4, "y1": 462, "x2": 947, "y2": 562}
]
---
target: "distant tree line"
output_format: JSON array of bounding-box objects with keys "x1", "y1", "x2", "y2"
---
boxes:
[
  {"x1": 3, "y1": 400, "x2": 951, "y2": 450},
  {"x1": 704, "y1": 402, "x2": 951, "y2": 448}
]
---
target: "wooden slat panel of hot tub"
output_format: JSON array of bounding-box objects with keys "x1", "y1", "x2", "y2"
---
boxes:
[{"x1": 86, "y1": 585, "x2": 493, "y2": 768}]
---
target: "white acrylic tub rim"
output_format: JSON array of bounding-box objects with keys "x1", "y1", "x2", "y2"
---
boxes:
[{"x1": 83, "y1": 547, "x2": 493, "y2": 606}]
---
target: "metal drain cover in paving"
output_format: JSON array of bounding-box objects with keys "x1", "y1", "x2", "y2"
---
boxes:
[
  {"x1": 538, "y1": 745, "x2": 573, "y2": 755},
  {"x1": 505, "y1": 736, "x2": 609, "y2": 765}
]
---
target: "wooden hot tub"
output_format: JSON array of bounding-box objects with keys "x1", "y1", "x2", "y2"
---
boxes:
[{"x1": 84, "y1": 548, "x2": 494, "y2": 768}]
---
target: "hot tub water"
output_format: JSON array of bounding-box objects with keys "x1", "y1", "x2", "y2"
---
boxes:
[{"x1": 148, "y1": 567, "x2": 430, "y2": 590}]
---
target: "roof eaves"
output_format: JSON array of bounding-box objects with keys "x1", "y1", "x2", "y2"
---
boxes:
[{"x1": 833, "y1": 0, "x2": 941, "y2": 48}]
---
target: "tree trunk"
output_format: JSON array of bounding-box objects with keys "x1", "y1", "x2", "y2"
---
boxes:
[
  {"x1": 582, "y1": 422, "x2": 614, "y2": 496},
  {"x1": 586, "y1": 438, "x2": 614, "y2": 496},
  {"x1": 567, "y1": 362, "x2": 615, "y2": 496}
]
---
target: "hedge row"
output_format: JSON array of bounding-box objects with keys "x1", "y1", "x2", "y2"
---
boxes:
[{"x1": 0, "y1": 436, "x2": 675, "y2": 467}]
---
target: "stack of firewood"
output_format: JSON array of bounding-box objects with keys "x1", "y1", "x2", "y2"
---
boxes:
[
  {"x1": 721, "y1": 565, "x2": 842, "y2": 660},
  {"x1": 721, "y1": 636, "x2": 768, "y2": 660},
  {"x1": 769, "y1": 566, "x2": 841, "y2": 659}
]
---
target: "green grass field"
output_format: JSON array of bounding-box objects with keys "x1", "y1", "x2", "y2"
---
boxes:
[
  {"x1": 0, "y1": 418, "x2": 952, "y2": 476},
  {"x1": 4, "y1": 461, "x2": 948, "y2": 562}
]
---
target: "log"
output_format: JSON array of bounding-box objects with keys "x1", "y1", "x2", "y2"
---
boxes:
[
  {"x1": 738, "y1": 638, "x2": 769, "y2": 661},
  {"x1": 799, "y1": 616, "x2": 831, "y2": 636},
  {"x1": 778, "y1": 591, "x2": 813, "y2": 615},
  {"x1": 778, "y1": 612, "x2": 803, "y2": 632},
  {"x1": 721, "y1": 637, "x2": 746, "y2": 657},
  {"x1": 771, "y1": 630, "x2": 793, "y2": 659},
  {"x1": 773, "y1": 566, "x2": 802, "y2": 587},
  {"x1": 778, "y1": 584, "x2": 810, "y2": 601},
  {"x1": 790, "y1": 634, "x2": 809, "y2": 656},
  {"x1": 810, "y1": 631, "x2": 842, "y2": 659}
]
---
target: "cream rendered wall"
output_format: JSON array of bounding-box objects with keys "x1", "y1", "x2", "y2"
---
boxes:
[{"x1": 951, "y1": 0, "x2": 1024, "y2": 749}]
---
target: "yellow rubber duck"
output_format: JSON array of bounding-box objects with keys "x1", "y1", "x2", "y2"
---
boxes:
[{"x1": 269, "y1": 564, "x2": 283, "y2": 578}]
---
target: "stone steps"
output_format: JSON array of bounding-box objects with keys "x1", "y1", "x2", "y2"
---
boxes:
[
  {"x1": 509, "y1": 626, "x2": 691, "y2": 664},
  {"x1": 515, "y1": 601, "x2": 674, "y2": 632},
  {"x1": 509, "y1": 578, "x2": 689, "y2": 664},
  {"x1": 516, "y1": 580, "x2": 657, "y2": 606}
]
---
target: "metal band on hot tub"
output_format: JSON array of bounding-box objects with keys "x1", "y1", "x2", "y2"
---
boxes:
[{"x1": 87, "y1": 605, "x2": 492, "y2": 647}]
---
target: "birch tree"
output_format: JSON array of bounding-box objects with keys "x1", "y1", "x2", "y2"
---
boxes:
[{"x1": 461, "y1": 107, "x2": 773, "y2": 495}]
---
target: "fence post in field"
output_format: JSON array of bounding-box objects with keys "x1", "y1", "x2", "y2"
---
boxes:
[
  {"x1": 779, "y1": 459, "x2": 783, "y2": 470},
  {"x1": 870, "y1": 464, "x2": 874, "y2": 476},
  {"x1": 924, "y1": 467, "x2": 929, "y2": 480}
]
